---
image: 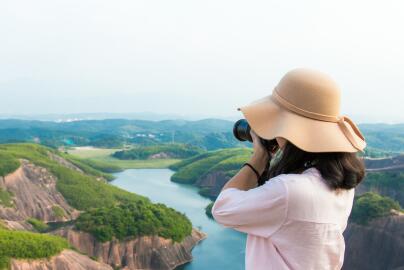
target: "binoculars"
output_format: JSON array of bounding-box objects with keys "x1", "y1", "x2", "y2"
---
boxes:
[
  {"x1": 233, "y1": 119, "x2": 278, "y2": 153},
  {"x1": 232, "y1": 119, "x2": 279, "y2": 186}
]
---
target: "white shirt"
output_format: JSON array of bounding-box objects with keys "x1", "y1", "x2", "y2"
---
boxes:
[{"x1": 212, "y1": 167, "x2": 355, "y2": 270}]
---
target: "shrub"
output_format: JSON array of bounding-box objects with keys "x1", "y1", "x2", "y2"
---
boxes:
[
  {"x1": 27, "y1": 218, "x2": 49, "y2": 232},
  {"x1": 361, "y1": 171, "x2": 404, "y2": 207},
  {"x1": 75, "y1": 201, "x2": 192, "y2": 243},
  {"x1": 0, "y1": 228, "x2": 67, "y2": 269},
  {"x1": 52, "y1": 205, "x2": 66, "y2": 218},
  {"x1": 350, "y1": 192, "x2": 402, "y2": 225},
  {"x1": 205, "y1": 202, "x2": 214, "y2": 219},
  {"x1": 0, "y1": 152, "x2": 20, "y2": 177},
  {"x1": 0, "y1": 188, "x2": 13, "y2": 208}
]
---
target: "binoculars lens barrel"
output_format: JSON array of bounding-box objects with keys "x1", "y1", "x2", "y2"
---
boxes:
[
  {"x1": 233, "y1": 119, "x2": 253, "y2": 142},
  {"x1": 233, "y1": 119, "x2": 278, "y2": 152}
]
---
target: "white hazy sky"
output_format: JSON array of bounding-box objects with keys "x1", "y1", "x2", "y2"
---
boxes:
[{"x1": 0, "y1": 0, "x2": 403, "y2": 123}]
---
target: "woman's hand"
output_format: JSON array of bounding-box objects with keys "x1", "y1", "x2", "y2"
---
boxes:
[
  {"x1": 249, "y1": 130, "x2": 271, "y2": 175},
  {"x1": 220, "y1": 129, "x2": 278, "y2": 192}
]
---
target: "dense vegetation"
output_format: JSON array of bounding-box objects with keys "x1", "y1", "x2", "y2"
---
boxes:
[
  {"x1": 0, "y1": 152, "x2": 20, "y2": 177},
  {"x1": 205, "y1": 202, "x2": 214, "y2": 219},
  {"x1": 113, "y1": 143, "x2": 204, "y2": 160},
  {"x1": 361, "y1": 171, "x2": 404, "y2": 207},
  {"x1": 27, "y1": 218, "x2": 49, "y2": 232},
  {"x1": 0, "y1": 119, "x2": 245, "y2": 150},
  {"x1": 52, "y1": 205, "x2": 66, "y2": 218},
  {"x1": 350, "y1": 192, "x2": 402, "y2": 225},
  {"x1": 0, "y1": 188, "x2": 13, "y2": 208},
  {"x1": 0, "y1": 143, "x2": 193, "y2": 243},
  {"x1": 75, "y1": 201, "x2": 192, "y2": 243},
  {"x1": 170, "y1": 148, "x2": 253, "y2": 184},
  {"x1": 0, "y1": 228, "x2": 68, "y2": 269},
  {"x1": 1, "y1": 119, "x2": 403, "y2": 152},
  {"x1": 0, "y1": 143, "x2": 147, "y2": 210},
  {"x1": 61, "y1": 153, "x2": 121, "y2": 181}
]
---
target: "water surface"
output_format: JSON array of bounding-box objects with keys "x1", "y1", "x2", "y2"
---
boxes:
[{"x1": 112, "y1": 169, "x2": 246, "y2": 270}]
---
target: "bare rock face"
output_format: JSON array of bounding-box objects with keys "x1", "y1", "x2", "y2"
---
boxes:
[
  {"x1": 0, "y1": 160, "x2": 80, "y2": 228},
  {"x1": 10, "y1": 249, "x2": 113, "y2": 270},
  {"x1": 195, "y1": 171, "x2": 230, "y2": 198},
  {"x1": 54, "y1": 227, "x2": 207, "y2": 270},
  {"x1": 343, "y1": 215, "x2": 404, "y2": 270}
]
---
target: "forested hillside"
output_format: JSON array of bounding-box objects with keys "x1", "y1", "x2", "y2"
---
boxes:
[
  {"x1": 1, "y1": 119, "x2": 403, "y2": 154},
  {"x1": 0, "y1": 119, "x2": 243, "y2": 150},
  {"x1": 113, "y1": 143, "x2": 205, "y2": 160},
  {"x1": 0, "y1": 143, "x2": 198, "y2": 269}
]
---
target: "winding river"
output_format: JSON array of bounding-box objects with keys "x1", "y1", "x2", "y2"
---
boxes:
[{"x1": 111, "y1": 169, "x2": 246, "y2": 270}]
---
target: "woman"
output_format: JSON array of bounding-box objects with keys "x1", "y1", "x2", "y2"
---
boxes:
[{"x1": 211, "y1": 68, "x2": 366, "y2": 270}]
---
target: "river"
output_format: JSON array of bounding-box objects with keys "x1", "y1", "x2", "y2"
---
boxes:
[{"x1": 111, "y1": 168, "x2": 246, "y2": 270}]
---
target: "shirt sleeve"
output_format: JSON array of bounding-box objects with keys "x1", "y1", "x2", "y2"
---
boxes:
[{"x1": 211, "y1": 175, "x2": 288, "y2": 238}]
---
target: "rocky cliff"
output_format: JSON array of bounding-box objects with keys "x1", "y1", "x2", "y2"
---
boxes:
[
  {"x1": 54, "y1": 227, "x2": 206, "y2": 270},
  {"x1": 10, "y1": 249, "x2": 113, "y2": 270},
  {"x1": 195, "y1": 171, "x2": 230, "y2": 198},
  {"x1": 0, "y1": 159, "x2": 80, "y2": 229},
  {"x1": 343, "y1": 214, "x2": 404, "y2": 270}
]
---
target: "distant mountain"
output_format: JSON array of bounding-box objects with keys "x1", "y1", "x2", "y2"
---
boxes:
[
  {"x1": 0, "y1": 118, "x2": 402, "y2": 152},
  {"x1": 0, "y1": 112, "x2": 240, "y2": 122},
  {"x1": 0, "y1": 118, "x2": 245, "y2": 150}
]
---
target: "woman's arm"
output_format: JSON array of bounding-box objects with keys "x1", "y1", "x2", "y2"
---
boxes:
[{"x1": 221, "y1": 130, "x2": 275, "y2": 191}]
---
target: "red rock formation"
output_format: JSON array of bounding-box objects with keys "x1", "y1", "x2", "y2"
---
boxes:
[
  {"x1": 0, "y1": 160, "x2": 80, "y2": 229},
  {"x1": 343, "y1": 214, "x2": 404, "y2": 270},
  {"x1": 10, "y1": 249, "x2": 113, "y2": 270},
  {"x1": 195, "y1": 171, "x2": 231, "y2": 198},
  {"x1": 54, "y1": 227, "x2": 207, "y2": 270}
]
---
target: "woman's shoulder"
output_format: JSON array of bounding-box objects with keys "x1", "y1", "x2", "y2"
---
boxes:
[
  {"x1": 266, "y1": 167, "x2": 355, "y2": 225},
  {"x1": 264, "y1": 167, "x2": 321, "y2": 189}
]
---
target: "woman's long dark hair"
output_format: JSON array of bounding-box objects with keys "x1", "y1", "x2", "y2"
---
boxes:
[{"x1": 267, "y1": 141, "x2": 366, "y2": 190}]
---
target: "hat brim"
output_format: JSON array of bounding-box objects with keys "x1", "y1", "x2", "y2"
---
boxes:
[{"x1": 237, "y1": 95, "x2": 364, "y2": 153}]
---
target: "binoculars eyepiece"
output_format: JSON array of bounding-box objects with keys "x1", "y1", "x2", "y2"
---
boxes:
[{"x1": 233, "y1": 119, "x2": 279, "y2": 153}]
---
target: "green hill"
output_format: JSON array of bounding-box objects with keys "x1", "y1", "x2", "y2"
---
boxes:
[
  {"x1": 75, "y1": 201, "x2": 192, "y2": 243},
  {"x1": 0, "y1": 227, "x2": 68, "y2": 269},
  {"x1": 0, "y1": 143, "x2": 193, "y2": 244},
  {"x1": 0, "y1": 143, "x2": 146, "y2": 210},
  {"x1": 169, "y1": 148, "x2": 253, "y2": 185},
  {"x1": 359, "y1": 171, "x2": 404, "y2": 207},
  {"x1": 350, "y1": 192, "x2": 402, "y2": 225},
  {"x1": 113, "y1": 143, "x2": 205, "y2": 160}
]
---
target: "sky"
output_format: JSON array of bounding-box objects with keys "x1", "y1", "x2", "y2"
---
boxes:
[{"x1": 0, "y1": 0, "x2": 403, "y2": 123}]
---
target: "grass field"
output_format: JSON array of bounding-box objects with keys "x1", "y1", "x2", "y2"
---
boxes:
[
  {"x1": 66, "y1": 147, "x2": 120, "y2": 158},
  {"x1": 67, "y1": 147, "x2": 180, "y2": 169}
]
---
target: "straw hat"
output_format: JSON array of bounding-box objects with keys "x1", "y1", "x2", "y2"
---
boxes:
[{"x1": 237, "y1": 68, "x2": 366, "y2": 153}]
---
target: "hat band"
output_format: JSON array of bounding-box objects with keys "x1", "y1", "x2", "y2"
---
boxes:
[
  {"x1": 271, "y1": 88, "x2": 366, "y2": 151},
  {"x1": 271, "y1": 88, "x2": 339, "y2": 122}
]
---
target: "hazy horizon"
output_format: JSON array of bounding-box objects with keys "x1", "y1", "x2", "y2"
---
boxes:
[{"x1": 1, "y1": 1, "x2": 403, "y2": 124}]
